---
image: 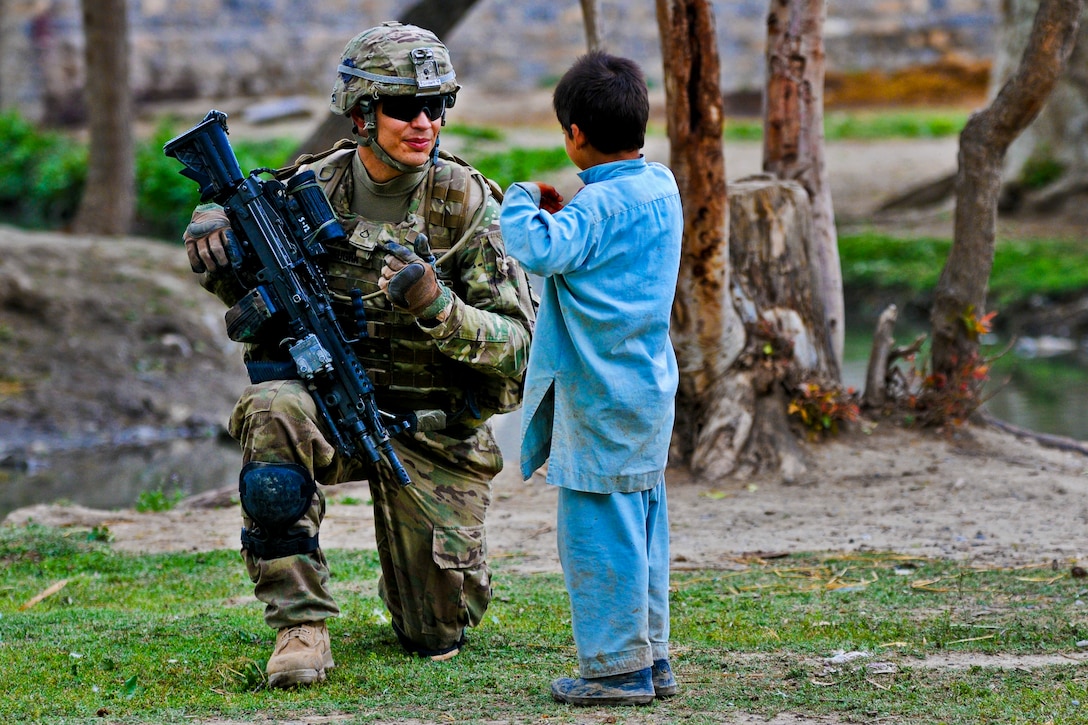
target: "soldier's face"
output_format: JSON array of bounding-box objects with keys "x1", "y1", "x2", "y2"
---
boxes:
[{"x1": 374, "y1": 101, "x2": 441, "y2": 171}]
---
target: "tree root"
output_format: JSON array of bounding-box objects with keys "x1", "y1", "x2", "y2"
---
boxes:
[{"x1": 977, "y1": 410, "x2": 1088, "y2": 457}]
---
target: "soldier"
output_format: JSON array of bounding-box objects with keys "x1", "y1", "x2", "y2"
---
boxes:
[{"x1": 182, "y1": 21, "x2": 536, "y2": 688}]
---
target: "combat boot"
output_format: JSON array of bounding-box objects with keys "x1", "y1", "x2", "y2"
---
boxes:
[{"x1": 266, "y1": 621, "x2": 334, "y2": 689}]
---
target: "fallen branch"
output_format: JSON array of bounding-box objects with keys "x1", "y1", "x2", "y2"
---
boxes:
[{"x1": 978, "y1": 411, "x2": 1088, "y2": 457}]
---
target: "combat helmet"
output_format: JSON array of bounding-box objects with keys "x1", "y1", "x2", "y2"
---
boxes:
[{"x1": 331, "y1": 21, "x2": 460, "y2": 172}]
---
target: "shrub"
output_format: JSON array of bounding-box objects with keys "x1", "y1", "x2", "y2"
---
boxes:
[
  {"x1": 0, "y1": 111, "x2": 87, "y2": 228},
  {"x1": 0, "y1": 110, "x2": 295, "y2": 241},
  {"x1": 788, "y1": 380, "x2": 860, "y2": 438},
  {"x1": 889, "y1": 310, "x2": 997, "y2": 429}
]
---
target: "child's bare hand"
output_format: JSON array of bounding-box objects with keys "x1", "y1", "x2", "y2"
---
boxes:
[{"x1": 533, "y1": 183, "x2": 564, "y2": 213}]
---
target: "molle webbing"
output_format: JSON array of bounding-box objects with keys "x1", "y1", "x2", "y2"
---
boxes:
[
  {"x1": 320, "y1": 232, "x2": 459, "y2": 408},
  {"x1": 424, "y1": 160, "x2": 470, "y2": 232},
  {"x1": 290, "y1": 146, "x2": 489, "y2": 413}
]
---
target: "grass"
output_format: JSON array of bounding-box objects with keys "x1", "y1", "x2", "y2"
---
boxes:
[
  {"x1": 723, "y1": 107, "x2": 970, "y2": 143},
  {"x1": 839, "y1": 232, "x2": 1088, "y2": 309},
  {"x1": 2, "y1": 523, "x2": 1087, "y2": 724}
]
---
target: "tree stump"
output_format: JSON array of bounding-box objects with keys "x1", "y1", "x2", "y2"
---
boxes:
[{"x1": 676, "y1": 174, "x2": 837, "y2": 482}]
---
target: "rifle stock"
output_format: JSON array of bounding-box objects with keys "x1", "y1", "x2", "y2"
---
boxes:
[{"x1": 165, "y1": 110, "x2": 412, "y2": 486}]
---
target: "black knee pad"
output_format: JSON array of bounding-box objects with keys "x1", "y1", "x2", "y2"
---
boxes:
[{"x1": 238, "y1": 461, "x2": 319, "y2": 559}]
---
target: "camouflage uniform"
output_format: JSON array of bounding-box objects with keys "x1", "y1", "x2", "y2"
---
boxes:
[{"x1": 195, "y1": 23, "x2": 535, "y2": 657}]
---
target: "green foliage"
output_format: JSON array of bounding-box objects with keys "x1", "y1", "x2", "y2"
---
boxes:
[
  {"x1": 0, "y1": 110, "x2": 295, "y2": 241},
  {"x1": 0, "y1": 111, "x2": 87, "y2": 228},
  {"x1": 824, "y1": 109, "x2": 968, "y2": 140},
  {"x1": 136, "y1": 117, "x2": 297, "y2": 240},
  {"x1": 442, "y1": 122, "x2": 505, "y2": 142},
  {"x1": 724, "y1": 119, "x2": 765, "y2": 141},
  {"x1": 1019, "y1": 150, "x2": 1065, "y2": 190},
  {"x1": 0, "y1": 539, "x2": 1085, "y2": 723},
  {"x1": 838, "y1": 231, "x2": 950, "y2": 293},
  {"x1": 470, "y1": 146, "x2": 572, "y2": 190},
  {"x1": 133, "y1": 486, "x2": 186, "y2": 513}
]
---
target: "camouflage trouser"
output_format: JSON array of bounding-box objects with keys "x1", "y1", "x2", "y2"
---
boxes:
[{"x1": 228, "y1": 380, "x2": 501, "y2": 654}]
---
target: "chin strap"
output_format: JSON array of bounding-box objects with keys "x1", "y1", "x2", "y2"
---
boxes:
[{"x1": 354, "y1": 105, "x2": 437, "y2": 175}]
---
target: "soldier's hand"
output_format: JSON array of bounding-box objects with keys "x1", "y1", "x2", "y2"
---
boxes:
[
  {"x1": 183, "y1": 205, "x2": 231, "y2": 273},
  {"x1": 379, "y1": 242, "x2": 450, "y2": 320},
  {"x1": 533, "y1": 182, "x2": 564, "y2": 213}
]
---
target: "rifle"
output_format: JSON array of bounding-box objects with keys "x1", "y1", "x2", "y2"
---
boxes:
[{"x1": 164, "y1": 109, "x2": 411, "y2": 486}]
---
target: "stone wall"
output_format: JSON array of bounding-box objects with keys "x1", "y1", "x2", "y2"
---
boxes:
[{"x1": 0, "y1": 0, "x2": 996, "y2": 123}]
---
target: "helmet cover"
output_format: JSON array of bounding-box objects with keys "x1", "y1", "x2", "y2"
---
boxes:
[{"x1": 330, "y1": 21, "x2": 460, "y2": 116}]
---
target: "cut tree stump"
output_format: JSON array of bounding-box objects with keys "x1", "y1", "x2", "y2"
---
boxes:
[{"x1": 677, "y1": 175, "x2": 838, "y2": 482}]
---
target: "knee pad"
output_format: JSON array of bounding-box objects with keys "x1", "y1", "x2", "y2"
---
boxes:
[{"x1": 238, "y1": 461, "x2": 319, "y2": 559}]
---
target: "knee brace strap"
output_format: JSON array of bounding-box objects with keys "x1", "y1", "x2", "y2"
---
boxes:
[{"x1": 240, "y1": 527, "x2": 319, "y2": 560}]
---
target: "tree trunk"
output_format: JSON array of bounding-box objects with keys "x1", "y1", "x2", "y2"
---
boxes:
[
  {"x1": 580, "y1": 0, "x2": 603, "y2": 51},
  {"x1": 930, "y1": 0, "x2": 1082, "y2": 380},
  {"x1": 997, "y1": 2, "x2": 1088, "y2": 213},
  {"x1": 292, "y1": 0, "x2": 481, "y2": 157},
  {"x1": 656, "y1": 0, "x2": 745, "y2": 473},
  {"x1": 658, "y1": 0, "x2": 836, "y2": 480},
  {"x1": 763, "y1": 0, "x2": 842, "y2": 374},
  {"x1": 71, "y1": 0, "x2": 134, "y2": 236}
]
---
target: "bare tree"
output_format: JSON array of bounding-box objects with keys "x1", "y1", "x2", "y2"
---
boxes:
[
  {"x1": 762, "y1": 0, "x2": 842, "y2": 371},
  {"x1": 658, "y1": 0, "x2": 837, "y2": 479},
  {"x1": 930, "y1": 0, "x2": 1082, "y2": 382},
  {"x1": 998, "y1": 2, "x2": 1088, "y2": 213},
  {"x1": 656, "y1": 0, "x2": 744, "y2": 473},
  {"x1": 294, "y1": 0, "x2": 482, "y2": 156},
  {"x1": 580, "y1": 0, "x2": 603, "y2": 51},
  {"x1": 72, "y1": 0, "x2": 134, "y2": 236}
]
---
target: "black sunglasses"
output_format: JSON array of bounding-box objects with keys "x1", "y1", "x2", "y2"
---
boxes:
[{"x1": 380, "y1": 95, "x2": 448, "y2": 122}]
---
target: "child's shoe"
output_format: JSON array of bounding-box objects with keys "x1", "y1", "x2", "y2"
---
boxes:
[
  {"x1": 550, "y1": 666, "x2": 655, "y2": 706},
  {"x1": 651, "y1": 658, "x2": 679, "y2": 698}
]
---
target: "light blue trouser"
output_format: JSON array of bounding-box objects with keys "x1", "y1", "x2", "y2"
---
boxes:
[{"x1": 556, "y1": 478, "x2": 671, "y2": 678}]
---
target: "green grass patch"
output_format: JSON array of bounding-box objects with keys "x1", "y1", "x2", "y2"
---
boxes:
[
  {"x1": 2, "y1": 524, "x2": 1086, "y2": 723},
  {"x1": 723, "y1": 108, "x2": 970, "y2": 142},
  {"x1": 824, "y1": 109, "x2": 968, "y2": 140},
  {"x1": 442, "y1": 121, "x2": 506, "y2": 143},
  {"x1": 839, "y1": 232, "x2": 1088, "y2": 309}
]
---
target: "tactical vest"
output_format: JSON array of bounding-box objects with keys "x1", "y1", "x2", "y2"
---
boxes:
[{"x1": 283, "y1": 143, "x2": 515, "y2": 420}]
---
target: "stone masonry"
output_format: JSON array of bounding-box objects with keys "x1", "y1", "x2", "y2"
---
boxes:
[{"x1": 0, "y1": 0, "x2": 996, "y2": 123}]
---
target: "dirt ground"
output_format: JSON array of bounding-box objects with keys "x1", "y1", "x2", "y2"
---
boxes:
[
  {"x1": 8, "y1": 420, "x2": 1088, "y2": 576},
  {"x1": 3, "y1": 95, "x2": 1088, "y2": 724}
]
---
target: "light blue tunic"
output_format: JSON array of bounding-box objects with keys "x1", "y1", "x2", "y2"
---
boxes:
[{"x1": 500, "y1": 157, "x2": 683, "y2": 493}]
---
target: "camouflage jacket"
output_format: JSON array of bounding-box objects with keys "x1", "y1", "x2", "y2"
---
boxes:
[{"x1": 199, "y1": 145, "x2": 536, "y2": 426}]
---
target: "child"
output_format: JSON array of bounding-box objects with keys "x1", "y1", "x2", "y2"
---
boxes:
[{"x1": 499, "y1": 51, "x2": 683, "y2": 706}]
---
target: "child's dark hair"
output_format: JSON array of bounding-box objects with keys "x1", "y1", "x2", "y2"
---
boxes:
[{"x1": 553, "y1": 50, "x2": 648, "y2": 154}]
